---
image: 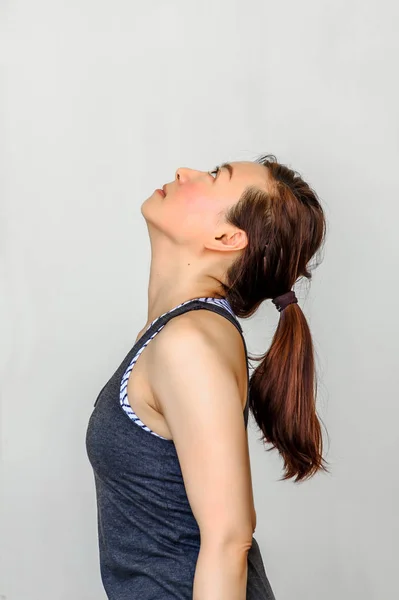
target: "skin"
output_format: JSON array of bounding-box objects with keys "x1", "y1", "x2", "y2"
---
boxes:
[
  {"x1": 133, "y1": 161, "x2": 271, "y2": 600},
  {"x1": 139, "y1": 161, "x2": 270, "y2": 326}
]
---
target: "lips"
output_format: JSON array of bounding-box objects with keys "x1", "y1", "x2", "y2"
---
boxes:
[{"x1": 162, "y1": 184, "x2": 167, "y2": 195}]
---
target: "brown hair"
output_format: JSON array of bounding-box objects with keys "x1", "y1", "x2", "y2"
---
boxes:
[{"x1": 220, "y1": 154, "x2": 329, "y2": 482}]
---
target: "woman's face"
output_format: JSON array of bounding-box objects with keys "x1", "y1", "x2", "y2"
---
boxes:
[{"x1": 141, "y1": 160, "x2": 269, "y2": 247}]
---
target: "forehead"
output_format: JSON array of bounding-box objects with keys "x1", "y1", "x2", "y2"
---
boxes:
[{"x1": 227, "y1": 161, "x2": 269, "y2": 187}]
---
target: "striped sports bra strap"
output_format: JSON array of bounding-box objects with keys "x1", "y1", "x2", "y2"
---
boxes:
[
  {"x1": 139, "y1": 298, "x2": 248, "y2": 359},
  {"x1": 136, "y1": 299, "x2": 243, "y2": 345},
  {"x1": 127, "y1": 298, "x2": 249, "y2": 383}
]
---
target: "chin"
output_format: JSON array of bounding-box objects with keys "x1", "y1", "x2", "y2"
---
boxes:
[{"x1": 140, "y1": 195, "x2": 158, "y2": 221}]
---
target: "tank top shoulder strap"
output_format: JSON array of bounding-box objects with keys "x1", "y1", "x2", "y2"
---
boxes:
[{"x1": 143, "y1": 298, "x2": 250, "y2": 429}]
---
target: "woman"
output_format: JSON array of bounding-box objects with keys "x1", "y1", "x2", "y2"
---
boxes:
[{"x1": 86, "y1": 154, "x2": 328, "y2": 599}]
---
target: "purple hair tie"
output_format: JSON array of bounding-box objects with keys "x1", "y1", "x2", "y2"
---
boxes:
[{"x1": 272, "y1": 290, "x2": 298, "y2": 312}]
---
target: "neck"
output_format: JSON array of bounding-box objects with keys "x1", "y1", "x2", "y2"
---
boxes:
[{"x1": 143, "y1": 231, "x2": 226, "y2": 328}]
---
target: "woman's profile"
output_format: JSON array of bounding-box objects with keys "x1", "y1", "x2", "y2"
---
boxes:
[{"x1": 86, "y1": 154, "x2": 328, "y2": 599}]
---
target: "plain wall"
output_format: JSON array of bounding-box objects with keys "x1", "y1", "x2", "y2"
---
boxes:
[{"x1": 1, "y1": 1, "x2": 398, "y2": 598}]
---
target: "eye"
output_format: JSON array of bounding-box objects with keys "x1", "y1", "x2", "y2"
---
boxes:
[{"x1": 209, "y1": 167, "x2": 220, "y2": 179}]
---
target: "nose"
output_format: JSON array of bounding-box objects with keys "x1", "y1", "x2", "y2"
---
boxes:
[
  {"x1": 175, "y1": 167, "x2": 204, "y2": 183},
  {"x1": 175, "y1": 167, "x2": 187, "y2": 182}
]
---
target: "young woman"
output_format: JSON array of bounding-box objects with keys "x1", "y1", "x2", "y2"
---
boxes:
[{"x1": 86, "y1": 154, "x2": 328, "y2": 599}]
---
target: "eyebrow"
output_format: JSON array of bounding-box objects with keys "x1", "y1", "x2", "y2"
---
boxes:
[{"x1": 220, "y1": 162, "x2": 234, "y2": 180}]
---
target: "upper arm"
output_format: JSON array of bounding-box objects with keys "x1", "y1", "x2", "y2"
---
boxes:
[{"x1": 151, "y1": 317, "x2": 255, "y2": 547}]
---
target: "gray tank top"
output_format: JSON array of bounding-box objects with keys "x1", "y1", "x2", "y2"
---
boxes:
[{"x1": 85, "y1": 298, "x2": 276, "y2": 599}]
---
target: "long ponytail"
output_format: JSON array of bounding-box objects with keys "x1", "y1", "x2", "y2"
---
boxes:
[
  {"x1": 249, "y1": 300, "x2": 328, "y2": 481},
  {"x1": 221, "y1": 154, "x2": 329, "y2": 481}
]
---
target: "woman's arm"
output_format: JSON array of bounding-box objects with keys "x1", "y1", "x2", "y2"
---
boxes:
[{"x1": 151, "y1": 315, "x2": 255, "y2": 600}]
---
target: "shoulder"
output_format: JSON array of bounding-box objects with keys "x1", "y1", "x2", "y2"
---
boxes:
[
  {"x1": 154, "y1": 308, "x2": 246, "y2": 375},
  {"x1": 149, "y1": 307, "x2": 245, "y2": 408},
  {"x1": 148, "y1": 307, "x2": 248, "y2": 415}
]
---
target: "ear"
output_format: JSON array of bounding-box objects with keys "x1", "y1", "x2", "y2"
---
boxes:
[{"x1": 216, "y1": 229, "x2": 248, "y2": 252}]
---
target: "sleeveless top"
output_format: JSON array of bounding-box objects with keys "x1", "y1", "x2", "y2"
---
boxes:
[
  {"x1": 119, "y1": 297, "x2": 239, "y2": 438},
  {"x1": 85, "y1": 297, "x2": 276, "y2": 600}
]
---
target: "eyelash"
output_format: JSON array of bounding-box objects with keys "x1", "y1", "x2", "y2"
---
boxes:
[{"x1": 209, "y1": 167, "x2": 220, "y2": 179}]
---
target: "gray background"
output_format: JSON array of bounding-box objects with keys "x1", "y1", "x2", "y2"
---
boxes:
[{"x1": 1, "y1": 1, "x2": 398, "y2": 599}]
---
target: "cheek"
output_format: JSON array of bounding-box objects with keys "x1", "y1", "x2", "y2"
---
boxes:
[
  {"x1": 166, "y1": 186, "x2": 216, "y2": 234},
  {"x1": 175, "y1": 184, "x2": 212, "y2": 215}
]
